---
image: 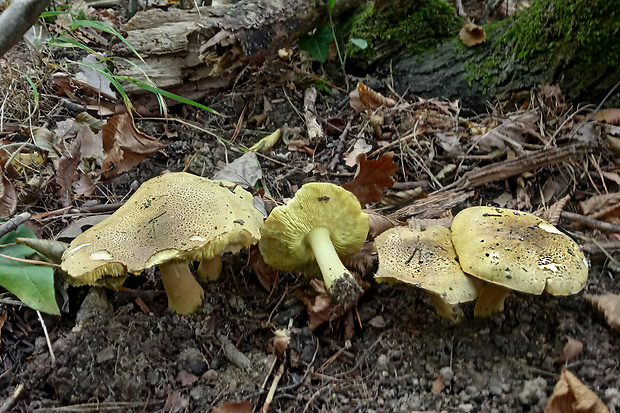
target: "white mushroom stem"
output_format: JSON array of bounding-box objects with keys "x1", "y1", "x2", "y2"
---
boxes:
[
  {"x1": 196, "y1": 255, "x2": 223, "y2": 283},
  {"x1": 306, "y1": 227, "x2": 361, "y2": 305},
  {"x1": 474, "y1": 283, "x2": 512, "y2": 318},
  {"x1": 159, "y1": 262, "x2": 205, "y2": 315}
]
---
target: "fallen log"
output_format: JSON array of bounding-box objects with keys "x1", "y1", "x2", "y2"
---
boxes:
[{"x1": 114, "y1": 0, "x2": 365, "y2": 109}]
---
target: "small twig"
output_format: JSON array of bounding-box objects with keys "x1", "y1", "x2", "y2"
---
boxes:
[
  {"x1": 0, "y1": 384, "x2": 25, "y2": 413},
  {"x1": 0, "y1": 212, "x2": 30, "y2": 238},
  {"x1": 37, "y1": 311, "x2": 56, "y2": 366},
  {"x1": 561, "y1": 211, "x2": 620, "y2": 234},
  {"x1": 328, "y1": 120, "x2": 351, "y2": 171},
  {"x1": 261, "y1": 362, "x2": 285, "y2": 413},
  {"x1": 0, "y1": 253, "x2": 60, "y2": 267}
]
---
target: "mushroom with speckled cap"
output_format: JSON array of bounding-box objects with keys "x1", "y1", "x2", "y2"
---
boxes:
[
  {"x1": 450, "y1": 206, "x2": 589, "y2": 317},
  {"x1": 374, "y1": 225, "x2": 482, "y2": 322},
  {"x1": 258, "y1": 182, "x2": 369, "y2": 307},
  {"x1": 61, "y1": 172, "x2": 264, "y2": 315}
]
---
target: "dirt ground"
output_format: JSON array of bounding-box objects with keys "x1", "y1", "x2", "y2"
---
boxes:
[{"x1": 1, "y1": 6, "x2": 620, "y2": 410}]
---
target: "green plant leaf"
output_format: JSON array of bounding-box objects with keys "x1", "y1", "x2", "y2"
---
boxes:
[
  {"x1": 329, "y1": 0, "x2": 337, "y2": 11},
  {"x1": 299, "y1": 26, "x2": 334, "y2": 63},
  {"x1": 350, "y1": 38, "x2": 368, "y2": 50},
  {"x1": 69, "y1": 20, "x2": 145, "y2": 63},
  {"x1": 0, "y1": 225, "x2": 59, "y2": 315}
]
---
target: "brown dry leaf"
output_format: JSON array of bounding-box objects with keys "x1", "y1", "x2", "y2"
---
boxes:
[
  {"x1": 0, "y1": 173, "x2": 17, "y2": 219},
  {"x1": 554, "y1": 337, "x2": 584, "y2": 365},
  {"x1": 268, "y1": 329, "x2": 290, "y2": 358},
  {"x1": 460, "y1": 21, "x2": 486, "y2": 47},
  {"x1": 544, "y1": 369, "x2": 609, "y2": 413},
  {"x1": 367, "y1": 210, "x2": 402, "y2": 237},
  {"x1": 56, "y1": 138, "x2": 82, "y2": 207},
  {"x1": 163, "y1": 391, "x2": 189, "y2": 413},
  {"x1": 349, "y1": 82, "x2": 397, "y2": 113},
  {"x1": 342, "y1": 152, "x2": 398, "y2": 205},
  {"x1": 101, "y1": 114, "x2": 165, "y2": 178},
  {"x1": 0, "y1": 311, "x2": 7, "y2": 341},
  {"x1": 579, "y1": 193, "x2": 620, "y2": 225},
  {"x1": 249, "y1": 245, "x2": 279, "y2": 293},
  {"x1": 583, "y1": 293, "x2": 620, "y2": 332},
  {"x1": 593, "y1": 108, "x2": 620, "y2": 125},
  {"x1": 211, "y1": 401, "x2": 253, "y2": 413},
  {"x1": 431, "y1": 375, "x2": 445, "y2": 394},
  {"x1": 297, "y1": 279, "x2": 344, "y2": 330},
  {"x1": 343, "y1": 241, "x2": 377, "y2": 277}
]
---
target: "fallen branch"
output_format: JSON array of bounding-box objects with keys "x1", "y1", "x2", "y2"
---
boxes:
[{"x1": 0, "y1": 0, "x2": 50, "y2": 57}]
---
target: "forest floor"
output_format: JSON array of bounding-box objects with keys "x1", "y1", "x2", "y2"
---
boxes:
[{"x1": 1, "y1": 2, "x2": 620, "y2": 412}]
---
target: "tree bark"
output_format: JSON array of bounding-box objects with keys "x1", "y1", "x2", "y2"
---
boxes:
[
  {"x1": 391, "y1": 0, "x2": 620, "y2": 112},
  {"x1": 114, "y1": 0, "x2": 365, "y2": 108}
]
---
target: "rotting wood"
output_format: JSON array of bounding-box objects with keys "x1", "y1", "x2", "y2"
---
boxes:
[
  {"x1": 388, "y1": 190, "x2": 474, "y2": 221},
  {"x1": 114, "y1": 0, "x2": 366, "y2": 110}
]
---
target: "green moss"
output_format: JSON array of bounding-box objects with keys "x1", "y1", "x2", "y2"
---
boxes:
[
  {"x1": 502, "y1": 0, "x2": 620, "y2": 67},
  {"x1": 340, "y1": 0, "x2": 461, "y2": 68}
]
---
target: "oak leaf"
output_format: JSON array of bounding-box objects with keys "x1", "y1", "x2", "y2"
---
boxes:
[
  {"x1": 545, "y1": 369, "x2": 609, "y2": 413},
  {"x1": 583, "y1": 293, "x2": 620, "y2": 332},
  {"x1": 342, "y1": 152, "x2": 398, "y2": 205},
  {"x1": 101, "y1": 114, "x2": 165, "y2": 178}
]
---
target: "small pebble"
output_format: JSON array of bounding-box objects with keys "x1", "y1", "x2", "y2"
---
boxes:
[{"x1": 519, "y1": 377, "x2": 548, "y2": 405}]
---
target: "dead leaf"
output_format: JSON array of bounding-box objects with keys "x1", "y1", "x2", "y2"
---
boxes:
[
  {"x1": 297, "y1": 279, "x2": 343, "y2": 330},
  {"x1": 342, "y1": 241, "x2": 377, "y2": 277},
  {"x1": 56, "y1": 139, "x2": 82, "y2": 207},
  {"x1": 163, "y1": 391, "x2": 189, "y2": 413},
  {"x1": 554, "y1": 337, "x2": 584, "y2": 365},
  {"x1": 583, "y1": 293, "x2": 620, "y2": 332},
  {"x1": 460, "y1": 20, "x2": 486, "y2": 46},
  {"x1": 248, "y1": 129, "x2": 281, "y2": 152},
  {"x1": 0, "y1": 173, "x2": 17, "y2": 219},
  {"x1": 349, "y1": 82, "x2": 397, "y2": 113},
  {"x1": 431, "y1": 375, "x2": 444, "y2": 394},
  {"x1": 297, "y1": 278, "x2": 369, "y2": 330},
  {"x1": 345, "y1": 139, "x2": 372, "y2": 167},
  {"x1": 211, "y1": 401, "x2": 253, "y2": 413},
  {"x1": 213, "y1": 152, "x2": 263, "y2": 188},
  {"x1": 0, "y1": 311, "x2": 7, "y2": 341},
  {"x1": 593, "y1": 108, "x2": 620, "y2": 125},
  {"x1": 342, "y1": 152, "x2": 398, "y2": 205},
  {"x1": 101, "y1": 114, "x2": 165, "y2": 179},
  {"x1": 268, "y1": 329, "x2": 290, "y2": 358},
  {"x1": 368, "y1": 210, "x2": 402, "y2": 237},
  {"x1": 579, "y1": 193, "x2": 620, "y2": 225},
  {"x1": 381, "y1": 188, "x2": 424, "y2": 207},
  {"x1": 368, "y1": 315, "x2": 386, "y2": 328},
  {"x1": 249, "y1": 245, "x2": 278, "y2": 293},
  {"x1": 544, "y1": 369, "x2": 609, "y2": 413}
]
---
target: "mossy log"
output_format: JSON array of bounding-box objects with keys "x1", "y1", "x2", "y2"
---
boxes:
[{"x1": 383, "y1": 0, "x2": 620, "y2": 111}]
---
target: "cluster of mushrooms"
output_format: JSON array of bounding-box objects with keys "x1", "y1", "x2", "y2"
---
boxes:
[{"x1": 60, "y1": 172, "x2": 590, "y2": 320}]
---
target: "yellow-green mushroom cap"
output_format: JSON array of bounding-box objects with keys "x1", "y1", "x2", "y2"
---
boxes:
[
  {"x1": 61, "y1": 172, "x2": 264, "y2": 285},
  {"x1": 258, "y1": 182, "x2": 369, "y2": 306},
  {"x1": 374, "y1": 226, "x2": 481, "y2": 310},
  {"x1": 450, "y1": 206, "x2": 589, "y2": 296}
]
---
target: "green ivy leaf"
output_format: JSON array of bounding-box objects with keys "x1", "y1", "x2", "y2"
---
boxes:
[
  {"x1": 0, "y1": 225, "x2": 59, "y2": 315},
  {"x1": 299, "y1": 26, "x2": 334, "y2": 63},
  {"x1": 350, "y1": 38, "x2": 368, "y2": 50}
]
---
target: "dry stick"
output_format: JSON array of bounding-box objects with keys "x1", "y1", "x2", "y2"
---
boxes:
[
  {"x1": 0, "y1": 0, "x2": 50, "y2": 57},
  {"x1": 261, "y1": 362, "x2": 285, "y2": 413},
  {"x1": 37, "y1": 311, "x2": 56, "y2": 366},
  {"x1": 561, "y1": 211, "x2": 620, "y2": 234},
  {"x1": 453, "y1": 141, "x2": 596, "y2": 189},
  {"x1": 0, "y1": 384, "x2": 25, "y2": 413},
  {"x1": 0, "y1": 212, "x2": 30, "y2": 239},
  {"x1": 328, "y1": 120, "x2": 352, "y2": 171}
]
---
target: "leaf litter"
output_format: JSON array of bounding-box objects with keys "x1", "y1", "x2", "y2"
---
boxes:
[{"x1": 0, "y1": 35, "x2": 619, "y2": 413}]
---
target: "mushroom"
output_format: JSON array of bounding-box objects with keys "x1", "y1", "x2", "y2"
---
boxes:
[
  {"x1": 258, "y1": 182, "x2": 369, "y2": 307},
  {"x1": 61, "y1": 172, "x2": 264, "y2": 315},
  {"x1": 374, "y1": 225, "x2": 482, "y2": 322},
  {"x1": 450, "y1": 206, "x2": 589, "y2": 317}
]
